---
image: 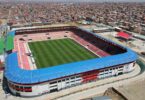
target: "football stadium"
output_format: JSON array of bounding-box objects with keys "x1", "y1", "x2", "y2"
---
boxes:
[{"x1": 4, "y1": 26, "x2": 137, "y2": 97}]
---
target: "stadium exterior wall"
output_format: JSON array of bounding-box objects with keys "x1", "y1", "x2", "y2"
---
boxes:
[{"x1": 8, "y1": 62, "x2": 135, "y2": 97}]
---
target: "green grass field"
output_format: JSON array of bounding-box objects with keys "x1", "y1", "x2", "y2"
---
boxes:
[{"x1": 28, "y1": 38, "x2": 97, "y2": 69}]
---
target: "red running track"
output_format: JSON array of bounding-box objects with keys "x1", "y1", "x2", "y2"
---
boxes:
[{"x1": 13, "y1": 38, "x2": 31, "y2": 70}]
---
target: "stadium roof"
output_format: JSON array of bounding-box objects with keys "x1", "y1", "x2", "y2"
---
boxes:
[
  {"x1": 4, "y1": 28, "x2": 138, "y2": 84},
  {"x1": 5, "y1": 31, "x2": 15, "y2": 51},
  {"x1": 0, "y1": 37, "x2": 4, "y2": 54},
  {"x1": 8, "y1": 30, "x2": 15, "y2": 36},
  {"x1": 117, "y1": 31, "x2": 132, "y2": 40}
]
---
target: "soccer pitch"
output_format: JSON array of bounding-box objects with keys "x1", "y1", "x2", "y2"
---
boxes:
[{"x1": 28, "y1": 38, "x2": 97, "y2": 69}]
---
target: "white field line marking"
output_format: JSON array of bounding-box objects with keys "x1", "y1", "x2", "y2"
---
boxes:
[{"x1": 25, "y1": 42, "x2": 37, "y2": 70}]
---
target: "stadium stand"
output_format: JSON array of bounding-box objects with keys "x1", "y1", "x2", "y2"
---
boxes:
[
  {"x1": 4, "y1": 26, "x2": 137, "y2": 97},
  {"x1": 5, "y1": 48, "x2": 137, "y2": 84}
]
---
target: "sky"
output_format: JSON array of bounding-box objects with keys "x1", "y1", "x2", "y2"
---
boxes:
[{"x1": 1, "y1": 0, "x2": 145, "y2": 2}]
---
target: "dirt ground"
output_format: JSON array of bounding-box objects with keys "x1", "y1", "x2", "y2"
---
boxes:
[{"x1": 116, "y1": 79, "x2": 145, "y2": 100}]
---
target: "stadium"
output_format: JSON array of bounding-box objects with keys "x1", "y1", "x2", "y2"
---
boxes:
[{"x1": 4, "y1": 26, "x2": 137, "y2": 97}]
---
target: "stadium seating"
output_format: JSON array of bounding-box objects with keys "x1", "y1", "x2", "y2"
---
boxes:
[{"x1": 71, "y1": 33, "x2": 110, "y2": 57}]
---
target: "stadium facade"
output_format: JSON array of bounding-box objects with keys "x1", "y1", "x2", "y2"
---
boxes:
[{"x1": 4, "y1": 26, "x2": 137, "y2": 97}]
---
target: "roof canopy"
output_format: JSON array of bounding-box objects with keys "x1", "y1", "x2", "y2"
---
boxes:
[
  {"x1": 117, "y1": 32, "x2": 132, "y2": 40},
  {"x1": 0, "y1": 37, "x2": 4, "y2": 54},
  {"x1": 6, "y1": 35, "x2": 14, "y2": 51},
  {"x1": 5, "y1": 31, "x2": 15, "y2": 51}
]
